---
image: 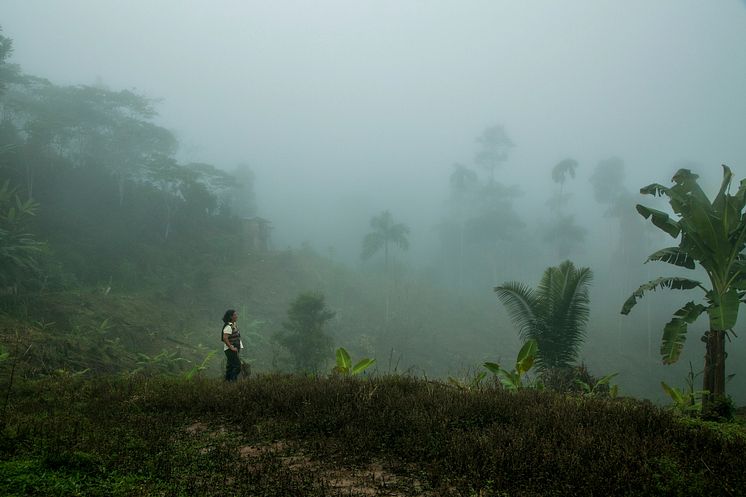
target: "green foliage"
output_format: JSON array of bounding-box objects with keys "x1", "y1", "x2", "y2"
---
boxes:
[
  {"x1": 576, "y1": 372, "x2": 619, "y2": 398},
  {"x1": 132, "y1": 349, "x2": 188, "y2": 376},
  {"x1": 495, "y1": 260, "x2": 592, "y2": 370},
  {"x1": 184, "y1": 351, "x2": 216, "y2": 380},
  {"x1": 0, "y1": 31, "x2": 247, "y2": 292},
  {"x1": 701, "y1": 394, "x2": 736, "y2": 422},
  {"x1": 0, "y1": 180, "x2": 45, "y2": 289},
  {"x1": 332, "y1": 347, "x2": 375, "y2": 376},
  {"x1": 661, "y1": 382, "x2": 703, "y2": 415},
  {"x1": 0, "y1": 28, "x2": 18, "y2": 96},
  {"x1": 274, "y1": 292, "x2": 335, "y2": 372},
  {"x1": 483, "y1": 339, "x2": 541, "y2": 390},
  {"x1": 622, "y1": 166, "x2": 746, "y2": 398}
]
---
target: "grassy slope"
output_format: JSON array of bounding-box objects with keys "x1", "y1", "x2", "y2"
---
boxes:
[
  {"x1": 1, "y1": 375, "x2": 745, "y2": 497},
  {"x1": 0, "y1": 247, "x2": 509, "y2": 380},
  {"x1": 208, "y1": 248, "x2": 509, "y2": 376}
]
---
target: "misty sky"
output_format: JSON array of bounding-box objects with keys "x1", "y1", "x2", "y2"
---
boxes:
[{"x1": 2, "y1": 1, "x2": 746, "y2": 259}]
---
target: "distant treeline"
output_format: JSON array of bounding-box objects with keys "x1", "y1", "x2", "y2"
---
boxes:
[{"x1": 0, "y1": 28, "x2": 256, "y2": 293}]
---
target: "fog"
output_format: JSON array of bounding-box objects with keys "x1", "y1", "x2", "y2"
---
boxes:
[
  {"x1": 4, "y1": 1, "x2": 745, "y2": 260},
  {"x1": 3, "y1": 1, "x2": 746, "y2": 399}
]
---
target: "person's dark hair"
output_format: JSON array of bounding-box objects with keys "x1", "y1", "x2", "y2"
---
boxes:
[{"x1": 222, "y1": 309, "x2": 236, "y2": 324}]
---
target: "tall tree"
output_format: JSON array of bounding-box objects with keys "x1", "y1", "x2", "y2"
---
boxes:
[
  {"x1": 0, "y1": 28, "x2": 20, "y2": 96},
  {"x1": 495, "y1": 260, "x2": 593, "y2": 371},
  {"x1": 551, "y1": 158, "x2": 578, "y2": 208},
  {"x1": 361, "y1": 210, "x2": 410, "y2": 271},
  {"x1": 474, "y1": 125, "x2": 513, "y2": 184},
  {"x1": 544, "y1": 158, "x2": 585, "y2": 259},
  {"x1": 621, "y1": 166, "x2": 746, "y2": 406},
  {"x1": 444, "y1": 163, "x2": 479, "y2": 290}
]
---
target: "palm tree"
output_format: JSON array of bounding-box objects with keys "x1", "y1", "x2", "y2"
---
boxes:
[
  {"x1": 494, "y1": 260, "x2": 593, "y2": 371},
  {"x1": 551, "y1": 158, "x2": 578, "y2": 208},
  {"x1": 362, "y1": 210, "x2": 410, "y2": 322},
  {"x1": 361, "y1": 210, "x2": 409, "y2": 271},
  {"x1": 545, "y1": 158, "x2": 586, "y2": 259},
  {"x1": 621, "y1": 165, "x2": 746, "y2": 405}
]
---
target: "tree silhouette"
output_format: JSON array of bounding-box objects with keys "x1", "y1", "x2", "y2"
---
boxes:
[
  {"x1": 544, "y1": 158, "x2": 585, "y2": 259},
  {"x1": 361, "y1": 210, "x2": 409, "y2": 271},
  {"x1": 551, "y1": 158, "x2": 578, "y2": 209},
  {"x1": 274, "y1": 292, "x2": 335, "y2": 373},
  {"x1": 474, "y1": 125, "x2": 514, "y2": 184}
]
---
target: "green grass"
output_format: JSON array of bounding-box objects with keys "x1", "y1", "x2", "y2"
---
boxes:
[{"x1": 1, "y1": 374, "x2": 744, "y2": 496}]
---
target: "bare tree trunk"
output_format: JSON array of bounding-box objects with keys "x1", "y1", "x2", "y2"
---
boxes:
[
  {"x1": 384, "y1": 242, "x2": 390, "y2": 322},
  {"x1": 702, "y1": 329, "x2": 726, "y2": 403},
  {"x1": 458, "y1": 221, "x2": 464, "y2": 294}
]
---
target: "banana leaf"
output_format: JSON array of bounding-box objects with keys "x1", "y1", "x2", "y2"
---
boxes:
[
  {"x1": 636, "y1": 205, "x2": 681, "y2": 238},
  {"x1": 661, "y1": 301, "x2": 706, "y2": 364},
  {"x1": 621, "y1": 277, "x2": 702, "y2": 315}
]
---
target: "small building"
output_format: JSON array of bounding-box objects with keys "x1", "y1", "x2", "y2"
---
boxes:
[{"x1": 241, "y1": 216, "x2": 272, "y2": 253}]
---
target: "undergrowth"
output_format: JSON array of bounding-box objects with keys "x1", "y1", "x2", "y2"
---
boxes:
[{"x1": 1, "y1": 374, "x2": 744, "y2": 496}]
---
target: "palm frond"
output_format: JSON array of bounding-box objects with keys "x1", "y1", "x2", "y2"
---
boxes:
[
  {"x1": 494, "y1": 282, "x2": 541, "y2": 342},
  {"x1": 497, "y1": 261, "x2": 592, "y2": 370},
  {"x1": 537, "y1": 261, "x2": 592, "y2": 368}
]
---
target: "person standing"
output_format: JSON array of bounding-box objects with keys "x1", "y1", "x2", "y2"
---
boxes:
[{"x1": 222, "y1": 309, "x2": 243, "y2": 381}]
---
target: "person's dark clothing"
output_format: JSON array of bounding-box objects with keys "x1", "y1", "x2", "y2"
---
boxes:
[{"x1": 224, "y1": 348, "x2": 241, "y2": 381}]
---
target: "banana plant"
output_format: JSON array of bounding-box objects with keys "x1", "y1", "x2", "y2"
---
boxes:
[
  {"x1": 483, "y1": 339, "x2": 540, "y2": 390},
  {"x1": 576, "y1": 372, "x2": 619, "y2": 398},
  {"x1": 132, "y1": 349, "x2": 188, "y2": 375},
  {"x1": 621, "y1": 165, "x2": 746, "y2": 402},
  {"x1": 332, "y1": 347, "x2": 376, "y2": 376},
  {"x1": 184, "y1": 350, "x2": 217, "y2": 380},
  {"x1": 661, "y1": 382, "x2": 706, "y2": 415},
  {"x1": 660, "y1": 362, "x2": 709, "y2": 415}
]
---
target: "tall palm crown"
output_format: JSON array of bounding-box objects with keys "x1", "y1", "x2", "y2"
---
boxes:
[
  {"x1": 361, "y1": 210, "x2": 409, "y2": 268},
  {"x1": 495, "y1": 260, "x2": 593, "y2": 371}
]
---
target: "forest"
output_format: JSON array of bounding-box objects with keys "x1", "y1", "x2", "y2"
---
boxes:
[{"x1": 1, "y1": 6, "x2": 746, "y2": 495}]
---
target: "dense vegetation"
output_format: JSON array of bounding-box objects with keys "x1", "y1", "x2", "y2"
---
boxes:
[{"x1": 2, "y1": 375, "x2": 745, "y2": 497}]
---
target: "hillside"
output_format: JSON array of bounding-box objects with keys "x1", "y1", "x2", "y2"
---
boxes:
[{"x1": 0, "y1": 247, "x2": 511, "y2": 381}]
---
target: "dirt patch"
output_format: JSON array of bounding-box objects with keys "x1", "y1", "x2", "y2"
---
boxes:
[
  {"x1": 239, "y1": 442, "x2": 424, "y2": 496},
  {"x1": 185, "y1": 421, "x2": 208, "y2": 434},
  {"x1": 186, "y1": 422, "x2": 429, "y2": 495}
]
